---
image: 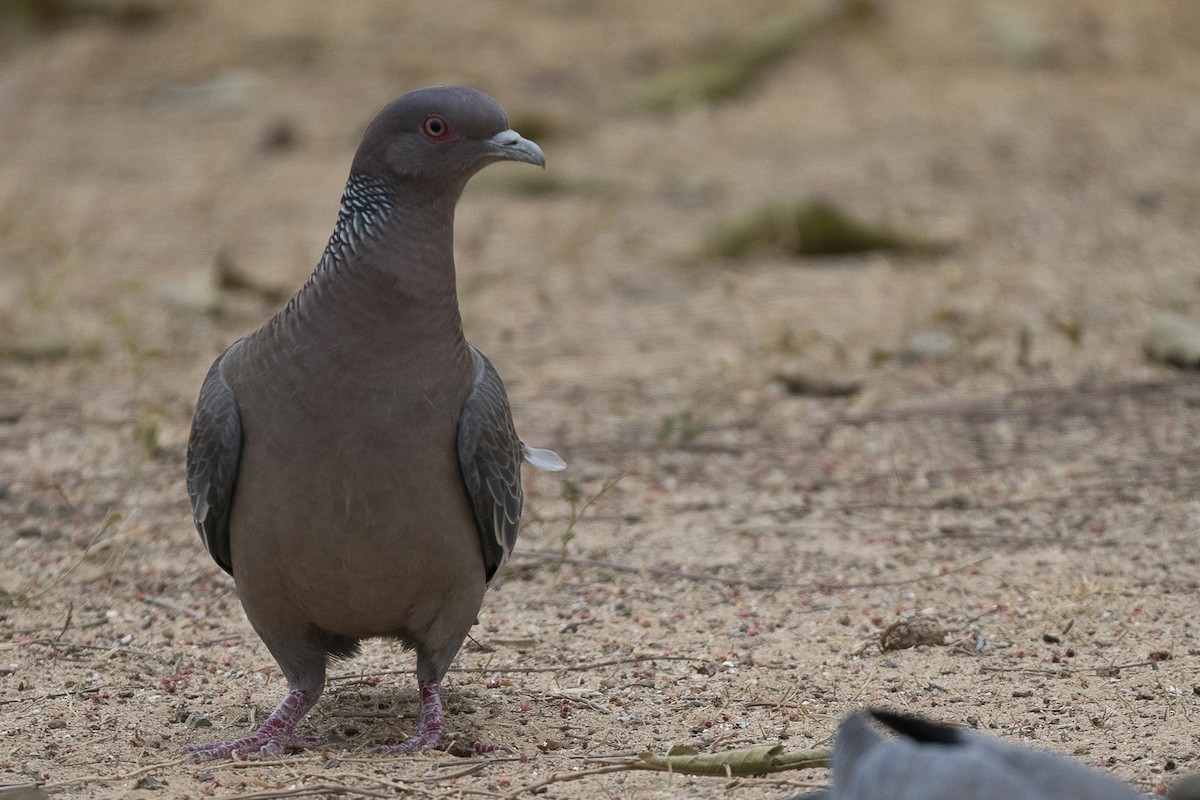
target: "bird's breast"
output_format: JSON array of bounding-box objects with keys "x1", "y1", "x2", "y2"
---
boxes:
[{"x1": 225, "y1": 332, "x2": 484, "y2": 638}]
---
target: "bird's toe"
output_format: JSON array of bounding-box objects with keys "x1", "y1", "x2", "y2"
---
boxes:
[{"x1": 371, "y1": 728, "x2": 442, "y2": 755}]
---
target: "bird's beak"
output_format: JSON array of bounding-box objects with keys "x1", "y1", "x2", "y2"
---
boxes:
[{"x1": 487, "y1": 129, "x2": 545, "y2": 168}]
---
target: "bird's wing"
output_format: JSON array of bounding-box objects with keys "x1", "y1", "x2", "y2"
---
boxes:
[
  {"x1": 185, "y1": 341, "x2": 245, "y2": 576},
  {"x1": 457, "y1": 347, "x2": 526, "y2": 585}
]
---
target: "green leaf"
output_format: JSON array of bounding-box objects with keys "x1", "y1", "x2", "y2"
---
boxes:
[
  {"x1": 1145, "y1": 313, "x2": 1200, "y2": 369},
  {"x1": 696, "y1": 201, "x2": 947, "y2": 262}
]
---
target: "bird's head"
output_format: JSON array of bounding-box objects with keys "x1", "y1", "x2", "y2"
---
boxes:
[{"x1": 351, "y1": 86, "x2": 545, "y2": 190}]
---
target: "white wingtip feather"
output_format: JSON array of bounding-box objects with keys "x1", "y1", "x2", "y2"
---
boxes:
[{"x1": 523, "y1": 445, "x2": 566, "y2": 472}]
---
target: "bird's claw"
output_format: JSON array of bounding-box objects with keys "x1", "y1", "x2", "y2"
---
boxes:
[{"x1": 370, "y1": 728, "x2": 443, "y2": 755}]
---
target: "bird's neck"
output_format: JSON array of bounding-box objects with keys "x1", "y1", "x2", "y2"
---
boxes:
[{"x1": 278, "y1": 175, "x2": 470, "y2": 353}]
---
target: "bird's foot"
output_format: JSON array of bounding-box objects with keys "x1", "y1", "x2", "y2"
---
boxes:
[
  {"x1": 181, "y1": 686, "x2": 325, "y2": 762},
  {"x1": 372, "y1": 677, "x2": 448, "y2": 755},
  {"x1": 371, "y1": 726, "x2": 443, "y2": 755}
]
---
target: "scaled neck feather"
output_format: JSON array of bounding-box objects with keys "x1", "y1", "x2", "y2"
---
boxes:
[
  {"x1": 261, "y1": 172, "x2": 471, "y2": 379},
  {"x1": 279, "y1": 173, "x2": 462, "y2": 323},
  {"x1": 319, "y1": 173, "x2": 397, "y2": 274}
]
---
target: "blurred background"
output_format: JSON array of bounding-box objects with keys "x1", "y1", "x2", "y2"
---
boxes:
[
  {"x1": 3, "y1": 0, "x2": 1198, "y2": 415},
  {"x1": 2, "y1": 0, "x2": 1200, "y2": 795}
]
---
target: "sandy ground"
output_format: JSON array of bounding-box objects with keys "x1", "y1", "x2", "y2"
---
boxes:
[{"x1": 3, "y1": 1, "x2": 1200, "y2": 797}]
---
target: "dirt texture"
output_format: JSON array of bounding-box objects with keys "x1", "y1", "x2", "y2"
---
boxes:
[{"x1": 2, "y1": 1, "x2": 1200, "y2": 798}]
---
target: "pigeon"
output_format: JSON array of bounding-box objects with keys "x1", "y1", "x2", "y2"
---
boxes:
[
  {"x1": 797, "y1": 709, "x2": 1145, "y2": 800},
  {"x1": 183, "y1": 86, "x2": 564, "y2": 761}
]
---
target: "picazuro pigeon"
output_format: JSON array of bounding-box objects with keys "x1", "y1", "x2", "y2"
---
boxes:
[{"x1": 183, "y1": 85, "x2": 564, "y2": 761}]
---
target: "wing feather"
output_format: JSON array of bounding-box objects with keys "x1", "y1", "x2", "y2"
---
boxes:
[
  {"x1": 185, "y1": 341, "x2": 244, "y2": 575},
  {"x1": 457, "y1": 347, "x2": 526, "y2": 584}
]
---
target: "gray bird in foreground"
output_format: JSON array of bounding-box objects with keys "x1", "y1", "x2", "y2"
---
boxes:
[
  {"x1": 183, "y1": 86, "x2": 564, "y2": 761},
  {"x1": 798, "y1": 709, "x2": 1145, "y2": 800}
]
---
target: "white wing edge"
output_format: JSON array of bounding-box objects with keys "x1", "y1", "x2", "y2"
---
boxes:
[{"x1": 523, "y1": 445, "x2": 566, "y2": 472}]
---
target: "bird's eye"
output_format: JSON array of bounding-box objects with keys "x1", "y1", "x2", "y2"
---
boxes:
[{"x1": 422, "y1": 115, "x2": 449, "y2": 139}]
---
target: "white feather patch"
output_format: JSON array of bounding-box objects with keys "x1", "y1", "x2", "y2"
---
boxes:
[{"x1": 523, "y1": 445, "x2": 566, "y2": 472}]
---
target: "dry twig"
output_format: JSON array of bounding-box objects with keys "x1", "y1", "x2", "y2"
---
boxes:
[{"x1": 39, "y1": 757, "x2": 186, "y2": 791}]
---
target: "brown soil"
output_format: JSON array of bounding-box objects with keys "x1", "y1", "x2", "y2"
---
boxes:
[{"x1": 2, "y1": 1, "x2": 1200, "y2": 797}]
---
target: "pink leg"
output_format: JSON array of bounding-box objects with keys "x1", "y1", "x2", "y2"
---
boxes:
[
  {"x1": 373, "y1": 678, "x2": 447, "y2": 754},
  {"x1": 181, "y1": 687, "x2": 331, "y2": 762},
  {"x1": 374, "y1": 679, "x2": 509, "y2": 755}
]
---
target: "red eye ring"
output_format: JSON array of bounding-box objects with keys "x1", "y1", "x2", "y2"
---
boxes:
[{"x1": 422, "y1": 114, "x2": 449, "y2": 139}]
